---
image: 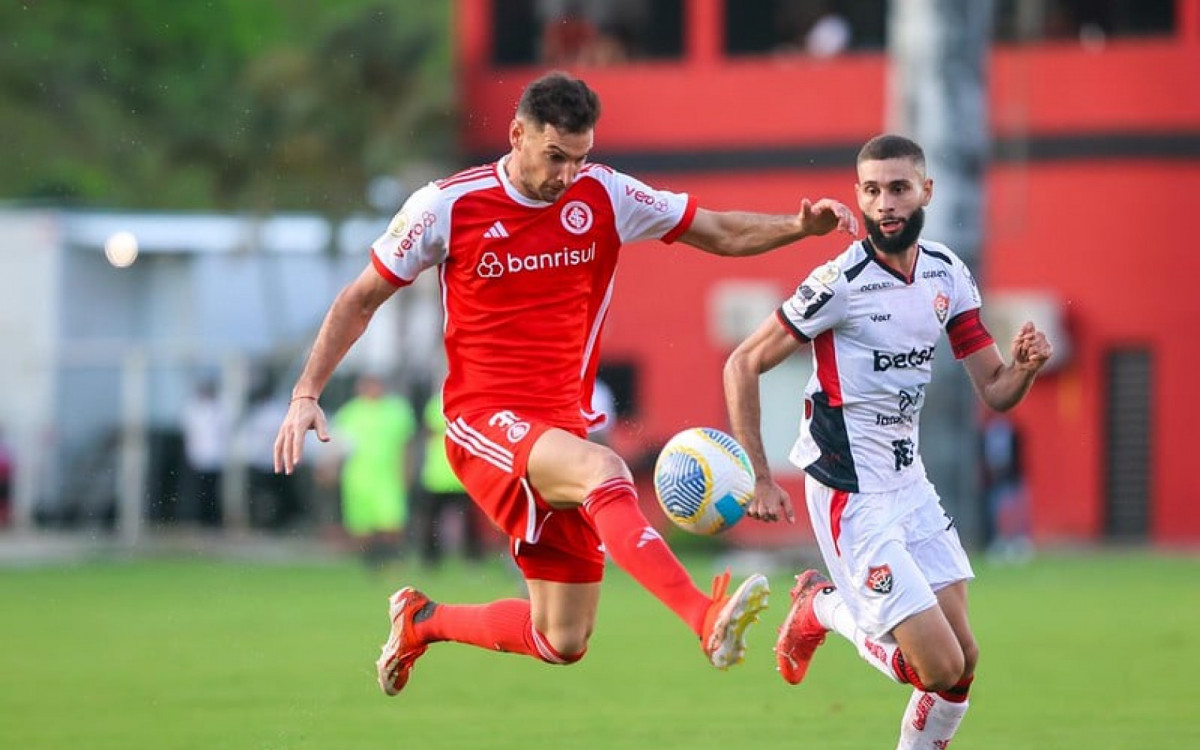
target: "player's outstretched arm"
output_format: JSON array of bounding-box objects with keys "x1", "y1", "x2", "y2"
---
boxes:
[
  {"x1": 962, "y1": 321, "x2": 1053, "y2": 412},
  {"x1": 680, "y1": 198, "x2": 859, "y2": 257},
  {"x1": 723, "y1": 314, "x2": 805, "y2": 523},
  {"x1": 273, "y1": 265, "x2": 399, "y2": 474}
]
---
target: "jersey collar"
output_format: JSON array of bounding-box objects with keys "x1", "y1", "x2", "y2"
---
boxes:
[
  {"x1": 863, "y1": 238, "x2": 917, "y2": 284},
  {"x1": 496, "y1": 155, "x2": 555, "y2": 208}
]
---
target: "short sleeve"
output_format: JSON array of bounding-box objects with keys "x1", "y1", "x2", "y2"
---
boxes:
[
  {"x1": 950, "y1": 252, "x2": 983, "y2": 319},
  {"x1": 370, "y1": 183, "x2": 450, "y2": 286},
  {"x1": 587, "y1": 166, "x2": 694, "y2": 244},
  {"x1": 778, "y1": 260, "x2": 848, "y2": 339}
]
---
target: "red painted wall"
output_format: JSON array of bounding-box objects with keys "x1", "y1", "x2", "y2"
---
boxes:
[{"x1": 456, "y1": 1, "x2": 1200, "y2": 543}]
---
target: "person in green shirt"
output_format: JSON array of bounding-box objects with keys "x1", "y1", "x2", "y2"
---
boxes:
[
  {"x1": 330, "y1": 373, "x2": 418, "y2": 568},
  {"x1": 415, "y1": 393, "x2": 485, "y2": 566}
]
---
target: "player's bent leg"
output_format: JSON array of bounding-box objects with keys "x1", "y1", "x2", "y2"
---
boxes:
[
  {"x1": 376, "y1": 580, "x2": 601, "y2": 696},
  {"x1": 934, "y1": 581, "x2": 979, "y2": 680},
  {"x1": 527, "y1": 578, "x2": 601, "y2": 661},
  {"x1": 894, "y1": 585, "x2": 977, "y2": 750},
  {"x1": 528, "y1": 429, "x2": 769, "y2": 667},
  {"x1": 526, "y1": 427, "x2": 631, "y2": 504},
  {"x1": 891, "y1": 604, "x2": 965, "y2": 693},
  {"x1": 891, "y1": 581, "x2": 977, "y2": 748}
]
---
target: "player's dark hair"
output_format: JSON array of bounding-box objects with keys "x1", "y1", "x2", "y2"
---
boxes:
[
  {"x1": 857, "y1": 134, "x2": 926, "y2": 169},
  {"x1": 516, "y1": 71, "x2": 601, "y2": 134}
]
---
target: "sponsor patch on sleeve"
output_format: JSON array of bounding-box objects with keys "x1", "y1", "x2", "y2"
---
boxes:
[
  {"x1": 387, "y1": 211, "x2": 410, "y2": 237},
  {"x1": 812, "y1": 261, "x2": 840, "y2": 285},
  {"x1": 793, "y1": 262, "x2": 839, "y2": 319}
]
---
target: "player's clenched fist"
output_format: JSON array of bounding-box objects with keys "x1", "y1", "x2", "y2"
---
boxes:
[{"x1": 1011, "y1": 321, "x2": 1053, "y2": 373}]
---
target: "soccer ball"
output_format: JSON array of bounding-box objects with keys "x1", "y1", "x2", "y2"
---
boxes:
[{"x1": 652, "y1": 427, "x2": 755, "y2": 535}]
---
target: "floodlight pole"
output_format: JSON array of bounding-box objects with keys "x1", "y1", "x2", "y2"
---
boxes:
[{"x1": 888, "y1": 0, "x2": 994, "y2": 547}]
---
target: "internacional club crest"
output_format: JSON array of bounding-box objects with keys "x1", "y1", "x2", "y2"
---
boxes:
[{"x1": 560, "y1": 200, "x2": 593, "y2": 235}]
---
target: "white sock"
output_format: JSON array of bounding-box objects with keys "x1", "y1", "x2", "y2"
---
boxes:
[
  {"x1": 812, "y1": 585, "x2": 905, "y2": 683},
  {"x1": 896, "y1": 689, "x2": 969, "y2": 750}
]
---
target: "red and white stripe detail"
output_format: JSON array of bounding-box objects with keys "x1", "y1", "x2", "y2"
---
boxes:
[
  {"x1": 813, "y1": 330, "x2": 844, "y2": 406},
  {"x1": 436, "y1": 164, "x2": 495, "y2": 189},
  {"x1": 446, "y1": 417, "x2": 515, "y2": 474}
]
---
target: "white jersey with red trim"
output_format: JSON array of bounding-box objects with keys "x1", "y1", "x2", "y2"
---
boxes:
[
  {"x1": 370, "y1": 158, "x2": 696, "y2": 429},
  {"x1": 778, "y1": 239, "x2": 992, "y2": 493}
]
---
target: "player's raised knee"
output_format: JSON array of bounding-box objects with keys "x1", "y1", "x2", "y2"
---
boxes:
[
  {"x1": 960, "y1": 640, "x2": 979, "y2": 678},
  {"x1": 581, "y1": 445, "x2": 631, "y2": 489},
  {"x1": 913, "y1": 650, "x2": 966, "y2": 693},
  {"x1": 534, "y1": 627, "x2": 590, "y2": 665}
]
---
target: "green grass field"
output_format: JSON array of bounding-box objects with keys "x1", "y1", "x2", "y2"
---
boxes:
[{"x1": 1, "y1": 548, "x2": 1196, "y2": 749}]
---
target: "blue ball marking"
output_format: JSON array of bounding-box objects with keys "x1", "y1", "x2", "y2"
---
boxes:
[
  {"x1": 713, "y1": 492, "x2": 747, "y2": 528},
  {"x1": 655, "y1": 451, "x2": 708, "y2": 520}
]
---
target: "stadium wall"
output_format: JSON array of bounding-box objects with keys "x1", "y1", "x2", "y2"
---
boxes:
[{"x1": 457, "y1": 4, "x2": 1200, "y2": 544}]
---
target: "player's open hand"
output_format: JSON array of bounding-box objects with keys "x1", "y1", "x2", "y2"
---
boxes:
[
  {"x1": 799, "y1": 198, "x2": 860, "y2": 239},
  {"x1": 273, "y1": 398, "x2": 331, "y2": 475},
  {"x1": 747, "y1": 475, "x2": 796, "y2": 524},
  {"x1": 1011, "y1": 321, "x2": 1053, "y2": 374}
]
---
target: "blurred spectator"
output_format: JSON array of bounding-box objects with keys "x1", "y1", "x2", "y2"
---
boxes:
[
  {"x1": 540, "y1": 1, "x2": 601, "y2": 65},
  {"x1": 57, "y1": 427, "x2": 119, "y2": 529},
  {"x1": 0, "y1": 426, "x2": 11, "y2": 527},
  {"x1": 414, "y1": 392, "x2": 485, "y2": 567},
  {"x1": 980, "y1": 412, "x2": 1033, "y2": 563},
  {"x1": 180, "y1": 377, "x2": 229, "y2": 527},
  {"x1": 576, "y1": 23, "x2": 629, "y2": 66},
  {"x1": 804, "y1": 11, "x2": 851, "y2": 57},
  {"x1": 238, "y1": 376, "x2": 305, "y2": 530},
  {"x1": 328, "y1": 373, "x2": 419, "y2": 569},
  {"x1": 538, "y1": 0, "x2": 640, "y2": 66},
  {"x1": 776, "y1": 1, "x2": 851, "y2": 58}
]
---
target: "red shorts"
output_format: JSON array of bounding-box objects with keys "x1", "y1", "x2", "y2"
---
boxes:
[{"x1": 444, "y1": 408, "x2": 605, "y2": 584}]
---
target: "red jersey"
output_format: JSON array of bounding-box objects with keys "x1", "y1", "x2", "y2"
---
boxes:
[{"x1": 370, "y1": 158, "x2": 697, "y2": 431}]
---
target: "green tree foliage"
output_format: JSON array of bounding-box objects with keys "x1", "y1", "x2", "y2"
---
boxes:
[{"x1": 0, "y1": 0, "x2": 454, "y2": 212}]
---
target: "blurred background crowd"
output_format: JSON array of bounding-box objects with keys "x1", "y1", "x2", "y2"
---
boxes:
[{"x1": 0, "y1": 0, "x2": 1194, "y2": 564}]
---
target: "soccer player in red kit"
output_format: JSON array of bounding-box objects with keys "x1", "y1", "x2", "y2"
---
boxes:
[{"x1": 274, "y1": 71, "x2": 858, "y2": 695}]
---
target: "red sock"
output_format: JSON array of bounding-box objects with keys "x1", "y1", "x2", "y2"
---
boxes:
[
  {"x1": 583, "y1": 477, "x2": 710, "y2": 635},
  {"x1": 937, "y1": 675, "x2": 974, "y2": 703},
  {"x1": 416, "y1": 599, "x2": 539, "y2": 657},
  {"x1": 415, "y1": 599, "x2": 584, "y2": 664},
  {"x1": 892, "y1": 650, "x2": 928, "y2": 691}
]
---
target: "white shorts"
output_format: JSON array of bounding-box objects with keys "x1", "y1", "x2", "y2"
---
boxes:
[{"x1": 804, "y1": 474, "x2": 974, "y2": 639}]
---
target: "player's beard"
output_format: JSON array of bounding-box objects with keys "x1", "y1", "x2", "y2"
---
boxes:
[
  {"x1": 539, "y1": 179, "x2": 569, "y2": 203},
  {"x1": 865, "y1": 208, "x2": 925, "y2": 255}
]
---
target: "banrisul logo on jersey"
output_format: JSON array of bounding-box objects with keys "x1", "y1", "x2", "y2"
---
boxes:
[{"x1": 475, "y1": 243, "x2": 597, "y2": 279}]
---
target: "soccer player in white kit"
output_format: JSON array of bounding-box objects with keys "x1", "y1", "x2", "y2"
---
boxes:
[{"x1": 723, "y1": 134, "x2": 1052, "y2": 750}]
